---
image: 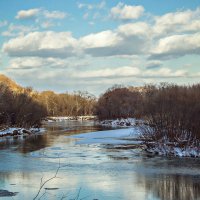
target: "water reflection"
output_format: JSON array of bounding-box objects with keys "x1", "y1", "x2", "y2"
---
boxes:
[
  {"x1": 103, "y1": 143, "x2": 200, "y2": 200},
  {"x1": 139, "y1": 174, "x2": 200, "y2": 200},
  {"x1": 0, "y1": 121, "x2": 105, "y2": 153}
]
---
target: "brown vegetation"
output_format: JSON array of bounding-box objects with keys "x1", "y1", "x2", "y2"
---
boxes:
[
  {"x1": 0, "y1": 74, "x2": 23, "y2": 92},
  {"x1": 1, "y1": 74, "x2": 199, "y2": 150},
  {"x1": 140, "y1": 83, "x2": 200, "y2": 148},
  {"x1": 95, "y1": 83, "x2": 200, "y2": 150},
  {"x1": 0, "y1": 74, "x2": 96, "y2": 128},
  {"x1": 95, "y1": 85, "x2": 143, "y2": 120},
  {"x1": 39, "y1": 90, "x2": 96, "y2": 117},
  {"x1": 0, "y1": 83, "x2": 46, "y2": 128}
]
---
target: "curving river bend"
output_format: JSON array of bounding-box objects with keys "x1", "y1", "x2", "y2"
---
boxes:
[{"x1": 0, "y1": 120, "x2": 200, "y2": 200}]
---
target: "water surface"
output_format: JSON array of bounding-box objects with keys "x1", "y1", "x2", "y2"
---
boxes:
[{"x1": 0, "y1": 121, "x2": 199, "y2": 200}]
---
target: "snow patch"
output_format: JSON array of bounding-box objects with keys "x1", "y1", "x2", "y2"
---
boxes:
[
  {"x1": 45, "y1": 116, "x2": 96, "y2": 122},
  {"x1": 99, "y1": 118, "x2": 141, "y2": 127},
  {"x1": 0, "y1": 127, "x2": 45, "y2": 138},
  {"x1": 145, "y1": 145, "x2": 200, "y2": 158}
]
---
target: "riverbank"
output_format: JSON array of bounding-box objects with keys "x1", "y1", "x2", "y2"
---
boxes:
[
  {"x1": 0, "y1": 127, "x2": 45, "y2": 138},
  {"x1": 45, "y1": 116, "x2": 97, "y2": 122},
  {"x1": 143, "y1": 142, "x2": 200, "y2": 157},
  {"x1": 70, "y1": 127, "x2": 200, "y2": 158},
  {"x1": 98, "y1": 118, "x2": 141, "y2": 127},
  {"x1": 45, "y1": 117, "x2": 139, "y2": 128}
]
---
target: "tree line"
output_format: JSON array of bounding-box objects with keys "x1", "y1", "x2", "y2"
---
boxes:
[
  {"x1": 0, "y1": 82, "x2": 95, "y2": 128},
  {"x1": 39, "y1": 90, "x2": 96, "y2": 117},
  {"x1": 95, "y1": 83, "x2": 200, "y2": 147},
  {"x1": 0, "y1": 84, "x2": 46, "y2": 128},
  {"x1": 1, "y1": 73, "x2": 200, "y2": 148}
]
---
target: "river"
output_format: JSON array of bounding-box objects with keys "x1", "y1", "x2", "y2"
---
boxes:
[{"x1": 0, "y1": 120, "x2": 200, "y2": 200}]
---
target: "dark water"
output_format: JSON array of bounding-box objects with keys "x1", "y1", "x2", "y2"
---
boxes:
[{"x1": 0, "y1": 121, "x2": 200, "y2": 200}]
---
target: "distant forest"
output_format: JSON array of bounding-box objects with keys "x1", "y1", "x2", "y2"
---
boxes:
[
  {"x1": 0, "y1": 74, "x2": 200, "y2": 147},
  {"x1": 0, "y1": 74, "x2": 96, "y2": 128}
]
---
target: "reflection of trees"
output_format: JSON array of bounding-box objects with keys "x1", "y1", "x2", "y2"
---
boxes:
[
  {"x1": 0, "y1": 121, "x2": 103, "y2": 153},
  {"x1": 0, "y1": 135, "x2": 50, "y2": 153},
  {"x1": 18, "y1": 135, "x2": 50, "y2": 153},
  {"x1": 139, "y1": 174, "x2": 200, "y2": 200},
  {"x1": 0, "y1": 171, "x2": 33, "y2": 184},
  {"x1": 0, "y1": 138, "x2": 19, "y2": 150}
]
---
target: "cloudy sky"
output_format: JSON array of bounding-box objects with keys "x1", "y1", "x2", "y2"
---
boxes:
[{"x1": 0, "y1": 0, "x2": 200, "y2": 95}]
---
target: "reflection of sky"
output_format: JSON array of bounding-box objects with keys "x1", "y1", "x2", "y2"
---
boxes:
[
  {"x1": 0, "y1": 144, "x2": 146, "y2": 199},
  {"x1": 0, "y1": 121, "x2": 200, "y2": 200}
]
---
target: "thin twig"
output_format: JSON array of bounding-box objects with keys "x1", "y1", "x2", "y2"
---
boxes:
[
  {"x1": 75, "y1": 187, "x2": 82, "y2": 200},
  {"x1": 33, "y1": 159, "x2": 61, "y2": 200}
]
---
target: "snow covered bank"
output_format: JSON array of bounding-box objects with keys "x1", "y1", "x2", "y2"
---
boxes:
[
  {"x1": 0, "y1": 127, "x2": 45, "y2": 138},
  {"x1": 70, "y1": 125, "x2": 200, "y2": 158},
  {"x1": 45, "y1": 116, "x2": 96, "y2": 122},
  {"x1": 69, "y1": 128, "x2": 140, "y2": 145},
  {"x1": 140, "y1": 126, "x2": 200, "y2": 158},
  {"x1": 98, "y1": 118, "x2": 142, "y2": 128},
  {"x1": 144, "y1": 143, "x2": 200, "y2": 158}
]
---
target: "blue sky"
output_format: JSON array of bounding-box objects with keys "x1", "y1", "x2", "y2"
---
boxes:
[{"x1": 0, "y1": 0, "x2": 200, "y2": 95}]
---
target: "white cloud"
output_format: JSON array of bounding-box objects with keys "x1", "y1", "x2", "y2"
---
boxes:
[
  {"x1": 8, "y1": 57, "x2": 89, "y2": 70},
  {"x1": 78, "y1": 3, "x2": 93, "y2": 10},
  {"x1": 6, "y1": 63, "x2": 194, "y2": 95},
  {"x1": 3, "y1": 21, "x2": 150, "y2": 58},
  {"x1": 74, "y1": 66, "x2": 141, "y2": 78},
  {"x1": 43, "y1": 10, "x2": 67, "y2": 19},
  {"x1": 1, "y1": 24, "x2": 38, "y2": 37},
  {"x1": 9, "y1": 57, "x2": 49, "y2": 69},
  {"x1": 149, "y1": 8, "x2": 200, "y2": 59},
  {"x1": 40, "y1": 21, "x2": 55, "y2": 29},
  {"x1": 77, "y1": 1, "x2": 106, "y2": 10},
  {"x1": 78, "y1": 1, "x2": 105, "y2": 21},
  {"x1": 15, "y1": 8, "x2": 68, "y2": 21},
  {"x1": 3, "y1": 31, "x2": 79, "y2": 58},
  {"x1": 145, "y1": 67, "x2": 188, "y2": 77},
  {"x1": 118, "y1": 22, "x2": 151, "y2": 37},
  {"x1": 16, "y1": 8, "x2": 40, "y2": 19},
  {"x1": 98, "y1": 1, "x2": 106, "y2": 9},
  {"x1": 80, "y1": 30, "x2": 121, "y2": 48},
  {"x1": 3, "y1": 6, "x2": 200, "y2": 63},
  {"x1": 110, "y1": 2, "x2": 144, "y2": 20},
  {"x1": 145, "y1": 61, "x2": 162, "y2": 69},
  {"x1": 80, "y1": 23, "x2": 150, "y2": 57},
  {"x1": 153, "y1": 7, "x2": 200, "y2": 36},
  {"x1": 72, "y1": 65, "x2": 188, "y2": 79},
  {"x1": 151, "y1": 33, "x2": 200, "y2": 59}
]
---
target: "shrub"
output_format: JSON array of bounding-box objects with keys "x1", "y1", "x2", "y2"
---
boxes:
[{"x1": 141, "y1": 83, "x2": 200, "y2": 148}]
